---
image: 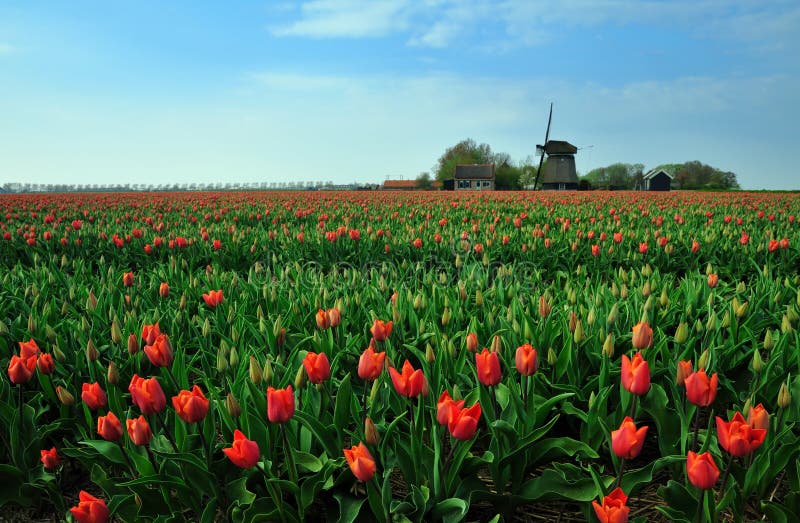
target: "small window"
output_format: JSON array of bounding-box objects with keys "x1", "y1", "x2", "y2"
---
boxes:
[{"x1": 483, "y1": 181, "x2": 491, "y2": 188}]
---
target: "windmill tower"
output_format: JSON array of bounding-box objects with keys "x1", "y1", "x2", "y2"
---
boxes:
[{"x1": 533, "y1": 104, "x2": 579, "y2": 190}]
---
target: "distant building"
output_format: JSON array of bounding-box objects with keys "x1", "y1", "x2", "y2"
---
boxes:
[
  {"x1": 382, "y1": 179, "x2": 442, "y2": 190},
  {"x1": 538, "y1": 141, "x2": 578, "y2": 190},
  {"x1": 642, "y1": 169, "x2": 672, "y2": 191},
  {"x1": 453, "y1": 164, "x2": 495, "y2": 191}
]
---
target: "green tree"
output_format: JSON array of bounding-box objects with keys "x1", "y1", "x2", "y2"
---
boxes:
[
  {"x1": 415, "y1": 172, "x2": 432, "y2": 190},
  {"x1": 433, "y1": 139, "x2": 494, "y2": 181}
]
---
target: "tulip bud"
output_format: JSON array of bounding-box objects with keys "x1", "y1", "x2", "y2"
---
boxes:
[
  {"x1": 369, "y1": 378, "x2": 380, "y2": 404},
  {"x1": 86, "y1": 290, "x2": 97, "y2": 311},
  {"x1": 249, "y1": 356, "x2": 263, "y2": 385},
  {"x1": 538, "y1": 295, "x2": 552, "y2": 318},
  {"x1": 778, "y1": 381, "x2": 791, "y2": 409},
  {"x1": 216, "y1": 349, "x2": 228, "y2": 374},
  {"x1": 763, "y1": 329, "x2": 774, "y2": 351},
  {"x1": 706, "y1": 312, "x2": 717, "y2": 331},
  {"x1": 547, "y1": 348, "x2": 557, "y2": 366},
  {"x1": 263, "y1": 358, "x2": 274, "y2": 384},
  {"x1": 573, "y1": 320, "x2": 585, "y2": 344},
  {"x1": 606, "y1": 303, "x2": 619, "y2": 325},
  {"x1": 695, "y1": 318, "x2": 704, "y2": 333},
  {"x1": 475, "y1": 289, "x2": 484, "y2": 307},
  {"x1": 491, "y1": 335, "x2": 501, "y2": 354},
  {"x1": 602, "y1": 333, "x2": 614, "y2": 358},
  {"x1": 659, "y1": 287, "x2": 669, "y2": 308},
  {"x1": 620, "y1": 285, "x2": 628, "y2": 299},
  {"x1": 441, "y1": 307, "x2": 451, "y2": 326},
  {"x1": 110, "y1": 319, "x2": 122, "y2": 345},
  {"x1": 0, "y1": 320, "x2": 7, "y2": 335},
  {"x1": 28, "y1": 313, "x2": 36, "y2": 334},
  {"x1": 642, "y1": 280, "x2": 651, "y2": 298},
  {"x1": 56, "y1": 385, "x2": 75, "y2": 406},
  {"x1": 107, "y1": 361, "x2": 119, "y2": 385},
  {"x1": 229, "y1": 346, "x2": 239, "y2": 369},
  {"x1": 611, "y1": 282, "x2": 619, "y2": 297},
  {"x1": 226, "y1": 392, "x2": 242, "y2": 418},
  {"x1": 781, "y1": 314, "x2": 792, "y2": 333},
  {"x1": 705, "y1": 263, "x2": 714, "y2": 276},
  {"x1": 202, "y1": 318, "x2": 211, "y2": 338},
  {"x1": 413, "y1": 294, "x2": 423, "y2": 310},
  {"x1": 294, "y1": 365, "x2": 307, "y2": 389},
  {"x1": 53, "y1": 344, "x2": 66, "y2": 363},
  {"x1": 698, "y1": 348, "x2": 710, "y2": 370},
  {"x1": 588, "y1": 390, "x2": 596, "y2": 410},
  {"x1": 751, "y1": 350, "x2": 764, "y2": 373},
  {"x1": 674, "y1": 322, "x2": 688, "y2": 344},
  {"x1": 127, "y1": 333, "x2": 139, "y2": 355},
  {"x1": 86, "y1": 339, "x2": 99, "y2": 362},
  {"x1": 364, "y1": 417, "x2": 379, "y2": 446},
  {"x1": 425, "y1": 343, "x2": 435, "y2": 363},
  {"x1": 587, "y1": 307, "x2": 596, "y2": 326}
]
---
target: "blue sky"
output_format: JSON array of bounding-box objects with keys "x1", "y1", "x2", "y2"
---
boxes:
[{"x1": 1, "y1": 1, "x2": 798, "y2": 189}]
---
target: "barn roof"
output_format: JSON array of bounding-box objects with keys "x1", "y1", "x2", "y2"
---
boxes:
[
  {"x1": 544, "y1": 140, "x2": 577, "y2": 155},
  {"x1": 643, "y1": 168, "x2": 673, "y2": 180},
  {"x1": 454, "y1": 164, "x2": 495, "y2": 180}
]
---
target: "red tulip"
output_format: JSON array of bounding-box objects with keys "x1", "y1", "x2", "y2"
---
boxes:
[
  {"x1": 123, "y1": 271, "x2": 134, "y2": 287},
  {"x1": 448, "y1": 402, "x2": 482, "y2": 441},
  {"x1": 267, "y1": 385, "x2": 295, "y2": 423},
  {"x1": 621, "y1": 352, "x2": 650, "y2": 396},
  {"x1": 707, "y1": 273, "x2": 719, "y2": 288},
  {"x1": 202, "y1": 289, "x2": 223, "y2": 308},
  {"x1": 631, "y1": 321, "x2": 653, "y2": 350},
  {"x1": 69, "y1": 491, "x2": 110, "y2": 523},
  {"x1": 611, "y1": 416, "x2": 648, "y2": 459},
  {"x1": 747, "y1": 403, "x2": 769, "y2": 431},
  {"x1": 475, "y1": 348, "x2": 501, "y2": 387},
  {"x1": 159, "y1": 282, "x2": 169, "y2": 298},
  {"x1": 343, "y1": 442, "x2": 376, "y2": 482},
  {"x1": 388, "y1": 359, "x2": 427, "y2": 398},
  {"x1": 716, "y1": 411, "x2": 767, "y2": 457},
  {"x1": 592, "y1": 487, "x2": 629, "y2": 523},
  {"x1": 40, "y1": 446, "x2": 60, "y2": 470},
  {"x1": 8, "y1": 355, "x2": 37, "y2": 384},
  {"x1": 684, "y1": 369, "x2": 718, "y2": 407},
  {"x1": 141, "y1": 323, "x2": 161, "y2": 346},
  {"x1": 370, "y1": 319, "x2": 393, "y2": 342},
  {"x1": 97, "y1": 411, "x2": 123, "y2": 441},
  {"x1": 223, "y1": 429, "x2": 260, "y2": 468},
  {"x1": 515, "y1": 343, "x2": 538, "y2": 376},
  {"x1": 686, "y1": 451, "x2": 719, "y2": 490},
  {"x1": 144, "y1": 333, "x2": 173, "y2": 368},
  {"x1": 357, "y1": 344, "x2": 386, "y2": 381},
  {"x1": 437, "y1": 390, "x2": 464, "y2": 426},
  {"x1": 126, "y1": 415, "x2": 153, "y2": 446},
  {"x1": 302, "y1": 351, "x2": 331, "y2": 384},
  {"x1": 81, "y1": 382, "x2": 107, "y2": 411},
  {"x1": 676, "y1": 359, "x2": 693, "y2": 387},
  {"x1": 128, "y1": 375, "x2": 167, "y2": 415},
  {"x1": 18, "y1": 338, "x2": 40, "y2": 358},
  {"x1": 326, "y1": 307, "x2": 341, "y2": 328},
  {"x1": 36, "y1": 353, "x2": 55, "y2": 375},
  {"x1": 172, "y1": 385, "x2": 210, "y2": 423}
]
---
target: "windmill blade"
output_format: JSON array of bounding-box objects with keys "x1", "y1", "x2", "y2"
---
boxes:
[{"x1": 532, "y1": 102, "x2": 553, "y2": 190}]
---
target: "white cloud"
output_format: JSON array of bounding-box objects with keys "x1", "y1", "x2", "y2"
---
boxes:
[{"x1": 270, "y1": 0, "x2": 411, "y2": 38}]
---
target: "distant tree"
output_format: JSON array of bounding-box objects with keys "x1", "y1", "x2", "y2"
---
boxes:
[
  {"x1": 494, "y1": 158, "x2": 523, "y2": 190},
  {"x1": 433, "y1": 138, "x2": 494, "y2": 181},
  {"x1": 416, "y1": 172, "x2": 432, "y2": 189},
  {"x1": 663, "y1": 161, "x2": 739, "y2": 190}
]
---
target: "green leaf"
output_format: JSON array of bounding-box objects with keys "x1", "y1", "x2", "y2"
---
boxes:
[
  {"x1": 294, "y1": 451, "x2": 324, "y2": 473},
  {"x1": 294, "y1": 410, "x2": 339, "y2": 458},
  {"x1": 430, "y1": 498, "x2": 468, "y2": 523},
  {"x1": 334, "y1": 494, "x2": 365, "y2": 523},
  {"x1": 80, "y1": 440, "x2": 127, "y2": 466}
]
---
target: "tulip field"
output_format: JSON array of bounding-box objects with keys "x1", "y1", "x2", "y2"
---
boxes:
[{"x1": 1, "y1": 189, "x2": 800, "y2": 522}]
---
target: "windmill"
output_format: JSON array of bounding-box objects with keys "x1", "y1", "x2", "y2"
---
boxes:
[{"x1": 532, "y1": 103, "x2": 579, "y2": 190}]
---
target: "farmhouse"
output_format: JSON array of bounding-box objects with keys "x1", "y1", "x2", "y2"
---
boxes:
[
  {"x1": 453, "y1": 164, "x2": 495, "y2": 191},
  {"x1": 642, "y1": 168, "x2": 673, "y2": 191}
]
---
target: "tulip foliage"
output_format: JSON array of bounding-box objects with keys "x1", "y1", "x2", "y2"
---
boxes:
[{"x1": 0, "y1": 190, "x2": 799, "y2": 521}]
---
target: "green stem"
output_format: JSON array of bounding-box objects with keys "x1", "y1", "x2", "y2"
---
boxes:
[
  {"x1": 257, "y1": 462, "x2": 286, "y2": 523},
  {"x1": 280, "y1": 423, "x2": 301, "y2": 517},
  {"x1": 629, "y1": 394, "x2": 638, "y2": 420},
  {"x1": 197, "y1": 424, "x2": 211, "y2": 466},
  {"x1": 117, "y1": 440, "x2": 137, "y2": 477},
  {"x1": 165, "y1": 366, "x2": 181, "y2": 392},
  {"x1": 692, "y1": 405, "x2": 701, "y2": 452},
  {"x1": 615, "y1": 458, "x2": 626, "y2": 490},
  {"x1": 716, "y1": 453, "x2": 735, "y2": 505}
]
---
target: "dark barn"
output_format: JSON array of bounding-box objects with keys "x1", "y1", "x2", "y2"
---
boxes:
[{"x1": 643, "y1": 168, "x2": 672, "y2": 191}]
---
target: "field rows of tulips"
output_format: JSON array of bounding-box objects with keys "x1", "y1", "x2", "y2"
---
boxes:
[{"x1": 1, "y1": 190, "x2": 799, "y2": 522}]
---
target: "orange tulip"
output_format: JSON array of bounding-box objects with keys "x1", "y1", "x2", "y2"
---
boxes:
[
  {"x1": 143, "y1": 333, "x2": 173, "y2": 368},
  {"x1": 707, "y1": 273, "x2": 719, "y2": 288},
  {"x1": 684, "y1": 369, "x2": 718, "y2": 407},
  {"x1": 172, "y1": 385, "x2": 210, "y2": 423},
  {"x1": 40, "y1": 446, "x2": 60, "y2": 470},
  {"x1": 223, "y1": 429, "x2": 260, "y2": 468},
  {"x1": 97, "y1": 411, "x2": 123, "y2": 441},
  {"x1": 18, "y1": 338, "x2": 40, "y2": 358},
  {"x1": 126, "y1": 415, "x2": 153, "y2": 446},
  {"x1": 123, "y1": 271, "x2": 134, "y2": 287},
  {"x1": 475, "y1": 348, "x2": 501, "y2": 387},
  {"x1": 621, "y1": 352, "x2": 650, "y2": 396},
  {"x1": 676, "y1": 360, "x2": 692, "y2": 387},
  {"x1": 159, "y1": 282, "x2": 170, "y2": 298},
  {"x1": 686, "y1": 451, "x2": 719, "y2": 490},
  {"x1": 448, "y1": 402, "x2": 482, "y2": 441},
  {"x1": 128, "y1": 374, "x2": 166, "y2": 415},
  {"x1": 357, "y1": 345, "x2": 385, "y2": 381},
  {"x1": 267, "y1": 385, "x2": 295, "y2": 423},
  {"x1": 8, "y1": 354, "x2": 37, "y2": 384},
  {"x1": 326, "y1": 307, "x2": 341, "y2": 328},
  {"x1": 141, "y1": 323, "x2": 161, "y2": 346},
  {"x1": 343, "y1": 442, "x2": 376, "y2": 482},
  {"x1": 747, "y1": 403, "x2": 769, "y2": 431},
  {"x1": 69, "y1": 491, "x2": 109, "y2": 523},
  {"x1": 202, "y1": 289, "x2": 223, "y2": 308},
  {"x1": 388, "y1": 359, "x2": 427, "y2": 398},
  {"x1": 465, "y1": 332, "x2": 478, "y2": 353},
  {"x1": 592, "y1": 487, "x2": 629, "y2": 523},
  {"x1": 36, "y1": 353, "x2": 55, "y2": 375},
  {"x1": 437, "y1": 390, "x2": 464, "y2": 426},
  {"x1": 81, "y1": 382, "x2": 107, "y2": 411},
  {"x1": 370, "y1": 319, "x2": 393, "y2": 342},
  {"x1": 302, "y1": 351, "x2": 331, "y2": 384},
  {"x1": 315, "y1": 309, "x2": 330, "y2": 330},
  {"x1": 515, "y1": 344, "x2": 538, "y2": 376},
  {"x1": 611, "y1": 416, "x2": 648, "y2": 459},
  {"x1": 716, "y1": 411, "x2": 767, "y2": 457}
]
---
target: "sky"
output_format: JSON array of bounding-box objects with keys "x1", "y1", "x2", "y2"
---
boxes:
[{"x1": 0, "y1": 1, "x2": 798, "y2": 190}]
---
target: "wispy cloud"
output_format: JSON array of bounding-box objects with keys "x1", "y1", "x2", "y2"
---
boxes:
[{"x1": 270, "y1": 0, "x2": 412, "y2": 38}]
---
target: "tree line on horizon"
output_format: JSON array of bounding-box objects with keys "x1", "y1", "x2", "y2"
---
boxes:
[{"x1": 418, "y1": 138, "x2": 740, "y2": 190}]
